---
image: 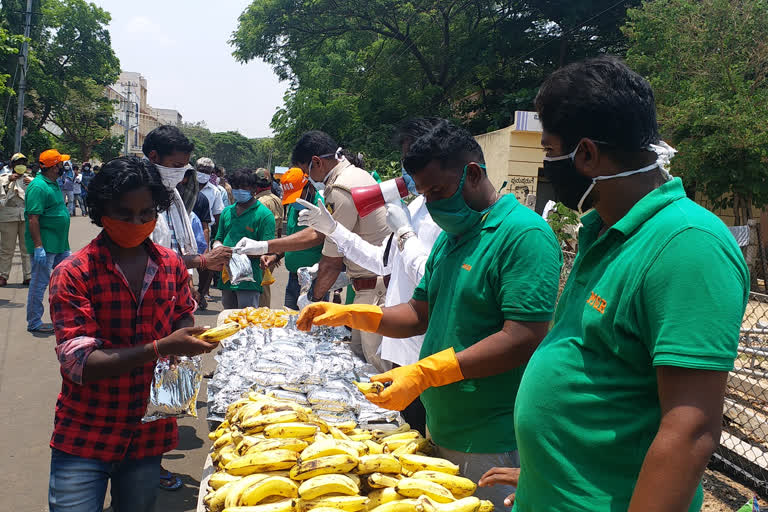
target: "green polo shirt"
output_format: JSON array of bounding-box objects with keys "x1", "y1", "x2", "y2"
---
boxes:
[
  {"x1": 412, "y1": 194, "x2": 562, "y2": 453},
  {"x1": 215, "y1": 201, "x2": 275, "y2": 292},
  {"x1": 24, "y1": 173, "x2": 70, "y2": 254},
  {"x1": 285, "y1": 197, "x2": 324, "y2": 273},
  {"x1": 513, "y1": 178, "x2": 749, "y2": 512}
]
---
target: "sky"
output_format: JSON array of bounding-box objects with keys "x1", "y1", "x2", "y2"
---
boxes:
[{"x1": 90, "y1": 0, "x2": 288, "y2": 138}]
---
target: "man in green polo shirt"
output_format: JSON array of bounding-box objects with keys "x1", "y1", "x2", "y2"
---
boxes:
[
  {"x1": 216, "y1": 169, "x2": 275, "y2": 308},
  {"x1": 478, "y1": 57, "x2": 749, "y2": 512},
  {"x1": 25, "y1": 149, "x2": 72, "y2": 333},
  {"x1": 297, "y1": 120, "x2": 562, "y2": 507}
]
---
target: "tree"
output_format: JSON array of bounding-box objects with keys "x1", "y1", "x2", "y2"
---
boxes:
[
  {"x1": 624, "y1": 0, "x2": 768, "y2": 224},
  {"x1": 0, "y1": 27, "x2": 23, "y2": 146},
  {"x1": 93, "y1": 135, "x2": 124, "y2": 162},
  {"x1": 46, "y1": 78, "x2": 116, "y2": 160},
  {"x1": 180, "y1": 122, "x2": 289, "y2": 171}
]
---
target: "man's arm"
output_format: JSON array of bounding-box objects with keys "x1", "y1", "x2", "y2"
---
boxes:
[
  {"x1": 376, "y1": 300, "x2": 429, "y2": 338},
  {"x1": 28, "y1": 214, "x2": 43, "y2": 248},
  {"x1": 628, "y1": 367, "x2": 726, "y2": 512},
  {"x1": 202, "y1": 222, "x2": 210, "y2": 245},
  {"x1": 311, "y1": 255, "x2": 344, "y2": 299},
  {"x1": 267, "y1": 227, "x2": 325, "y2": 254}
]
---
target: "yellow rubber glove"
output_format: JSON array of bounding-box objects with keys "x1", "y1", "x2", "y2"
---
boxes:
[
  {"x1": 296, "y1": 302, "x2": 383, "y2": 332},
  {"x1": 365, "y1": 348, "x2": 464, "y2": 411}
]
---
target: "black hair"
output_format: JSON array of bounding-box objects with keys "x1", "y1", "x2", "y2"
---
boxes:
[
  {"x1": 402, "y1": 119, "x2": 485, "y2": 175},
  {"x1": 142, "y1": 124, "x2": 194, "y2": 158},
  {"x1": 535, "y1": 55, "x2": 660, "y2": 154},
  {"x1": 342, "y1": 150, "x2": 364, "y2": 168},
  {"x1": 291, "y1": 131, "x2": 338, "y2": 165},
  {"x1": 228, "y1": 169, "x2": 260, "y2": 189},
  {"x1": 86, "y1": 156, "x2": 173, "y2": 227},
  {"x1": 393, "y1": 117, "x2": 444, "y2": 149},
  {"x1": 73, "y1": 165, "x2": 79, "y2": 171}
]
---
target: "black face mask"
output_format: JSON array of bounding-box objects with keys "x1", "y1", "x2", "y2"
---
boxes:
[{"x1": 540, "y1": 146, "x2": 594, "y2": 212}]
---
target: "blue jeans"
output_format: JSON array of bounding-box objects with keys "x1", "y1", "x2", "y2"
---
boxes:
[
  {"x1": 284, "y1": 271, "x2": 301, "y2": 310},
  {"x1": 27, "y1": 250, "x2": 70, "y2": 330},
  {"x1": 49, "y1": 448, "x2": 161, "y2": 512},
  {"x1": 74, "y1": 193, "x2": 87, "y2": 215},
  {"x1": 63, "y1": 190, "x2": 75, "y2": 214}
]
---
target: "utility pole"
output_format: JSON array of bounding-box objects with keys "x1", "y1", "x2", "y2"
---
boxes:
[
  {"x1": 123, "y1": 82, "x2": 132, "y2": 156},
  {"x1": 13, "y1": 0, "x2": 34, "y2": 153}
]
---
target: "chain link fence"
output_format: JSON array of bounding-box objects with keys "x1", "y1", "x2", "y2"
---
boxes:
[{"x1": 557, "y1": 252, "x2": 768, "y2": 497}]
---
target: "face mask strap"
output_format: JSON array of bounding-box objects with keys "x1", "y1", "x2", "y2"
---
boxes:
[{"x1": 576, "y1": 162, "x2": 660, "y2": 215}]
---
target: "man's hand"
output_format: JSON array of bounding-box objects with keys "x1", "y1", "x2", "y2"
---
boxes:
[
  {"x1": 296, "y1": 198, "x2": 337, "y2": 235},
  {"x1": 297, "y1": 302, "x2": 383, "y2": 332},
  {"x1": 385, "y1": 201, "x2": 414, "y2": 237},
  {"x1": 234, "y1": 238, "x2": 269, "y2": 256},
  {"x1": 478, "y1": 467, "x2": 520, "y2": 507},
  {"x1": 157, "y1": 326, "x2": 217, "y2": 356},
  {"x1": 23, "y1": 175, "x2": 32, "y2": 185},
  {"x1": 260, "y1": 254, "x2": 279, "y2": 270},
  {"x1": 204, "y1": 245, "x2": 232, "y2": 271},
  {"x1": 33, "y1": 246, "x2": 47, "y2": 266}
]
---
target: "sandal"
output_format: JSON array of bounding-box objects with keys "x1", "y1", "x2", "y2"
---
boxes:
[{"x1": 159, "y1": 469, "x2": 183, "y2": 491}]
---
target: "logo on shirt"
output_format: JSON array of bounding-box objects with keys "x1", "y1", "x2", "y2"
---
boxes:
[
  {"x1": 245, "y1": 226, "x2": 254, "y2": 232},
  {"x1": 587, "y1": 291, "x2": 607, "y2": 314},
  {"x1": 461, "y1": 263, "x2": 472, "y2": 271}
]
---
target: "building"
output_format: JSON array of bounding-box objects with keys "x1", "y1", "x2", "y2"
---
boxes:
[
  {"x1": 152, "y1": 108, "x2": 183, "y2": 127},
  {"x1": 474, "y1": 111, "x2": 548, "y2": 212}
]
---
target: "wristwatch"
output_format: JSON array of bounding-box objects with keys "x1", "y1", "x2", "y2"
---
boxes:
[{"x1": 397, "y1": 231, "x2": 417, "y2": 252}]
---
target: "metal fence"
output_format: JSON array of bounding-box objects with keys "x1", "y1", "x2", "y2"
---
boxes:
[{"x1": 557, "y1": 252, "x2": 768, "y2": 497}]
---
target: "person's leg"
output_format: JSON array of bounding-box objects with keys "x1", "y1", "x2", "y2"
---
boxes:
[
  {"x1": 259, "y1": 284, "x2": 271, "y2": 308},
  {"x1": 66, "y1": 191, "x2": 75, "y2": 215},
  {"x1": 26, "y1": 252, "x2": 55, "y2": 330},
  {"x1": 110, "y1": 455, "x2": 162, "y2": 512},
  {"x1": 235, "y1": 290, "x2": 261, "y2": 308},
  {"x1": 17, "y1": 221, "x2": 31, "y2": 282},
  {"x1": 284, "y1": 272, "x2": 300, "y2": 310},
  {"x1": 48, "y1": 448, "x2": 110, "y2": 512},
  {"x1": 75, "y1": 194, "x2": 85, "y2": 215},
  {"x1": 0, "y1": 221, "x2": 16, "y2": 280},
  {"x1": 198, "y1": 269, "x2": 213, "y2": 297},
  {"x1": 221, "y1": 289, "x2": 238, "y2": 309},
  {"x1": 432, "y1": 445, "x2": 519, "y2": 509}
]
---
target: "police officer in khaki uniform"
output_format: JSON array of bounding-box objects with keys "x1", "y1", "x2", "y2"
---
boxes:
[{"x1": 235, "y1": 131, "x2": 392, "y2": 371}]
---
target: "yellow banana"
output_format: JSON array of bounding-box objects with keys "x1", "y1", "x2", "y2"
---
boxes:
[
  {"x1": 344, "y1": 473, "x2": 362, "y2": 487},
  {"x1": 329, "y1": 425, "x2": 353, "y2": 441},
  {"x1": 396, "y1": 478, "x2": 454, "y2": 503},
  {"x1": 381, "y1": 431, "x2": 421, "y2": 444},
  {"x1": 298, "y1": 495, "x2": 369, "y2": 512},
  {"x1": 398, "y1": 454, "x2": 459, "y2": 475},
  {"x1": 300, "y1": 439, "x2": 360, "y2": 461},
  {"x1": 410, "y1": 472, "x2": 476, "y2": 499},
  {"x1": 354, "y1": 381, "x2": 385, "y2": 394},
  {"x1": 355, "y1": 454, "x2": 402, "y2": 475},
  {"x1": 367, "y1": 488, "x2": 405, "y2": 509},
  {"x1": 225, "y1": 474, "x2": 274, "y2": 509},
  {"x1": 225, "y1": 449, "x2": 299, "y2": 476},
  {"x1": 237, "y1": 435, "x2": 266, "y2": 455},
  {"x1": 207, "y1": 480, "x2": 239, "y2": 512},
  {"x1": 199, "y1": 322, "x2": 241, "y2": 342},
  {"x1": 433, "y1": 497, "x2": 482, "y2": 512},
  {"x1": 368, "y1": 473, "x2": 401, "y2": 488},
  {"x1": 297, "y1": 473, "x2": 360, "y2": 500},
  {"x1": 265, "y1": 422, "x2": 319, "y2": 439},
  {"x1": 364, "y1": 440, "x2": 384, "y2": 455},
  {"x1": 241, "y1": 476, "x2": 299, "y2": 506},
  {"x1": 245, "y1": 437, "x2": 309, "y2": 455},
  {"x1": 310, "y1": 508, "x2": 352, "y2": 512},
  {"x1": 368, "y1": 498, "x2": 424, "y2": 512},
  {"x1": 350, "y1": 432, "x2": 374, "y2": 441},
  {"x1": 242, "y1": 410, "x2": 301, "y2": 431},
  {"x1": 221, "y1": 498, "x2": 296, "y2": 512},
  {"x1": 372, "y1": 424, "x2": 412, "y2": 440},
  {"x1": 214, "y1": 432, "x2": 234, "y2": 451},
  {"x1": 338, "y1": 439, "x2": 368, "y2": 456},
  {"x1": 216, "y1": 445, "x2": 239, "y2": 469},
  {"x1": 209, "y1": 471, "x2": 241, "y2": 490},
  {"x1": 289, "y1": 453, "x2": 359, "y2": 480},
  {"x1": 330, "y1": 420, "x2": 358, "y2": 433},
  {"x1": 477, "y1": 500, "x2": 493, "y2": 512}
]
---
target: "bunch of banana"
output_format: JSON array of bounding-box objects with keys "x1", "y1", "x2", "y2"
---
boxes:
[
  {"x1": 355, "y1": 454, "x2": 402, "y2": 475},
  {"x1": 198, "y1": 322, "x2": 241, "y2": 343},
  {"x1": 410, "y1": 472, "x2": 477, "y2": 499},
  {"x1": 225, "y1": 449, "x2": 299, "y2": 476},
  {"x1": 297, "y1": 473, "x2": 360, "y2": 500},
  {"x1": 396, "y1": 478, "x2": 454, "y2": 503},
  {"x1": 297, "y1": 495, "x2": 369, "y2": 512},
  {"x1": 289, "y1": 453, "x2": 359, "y2": 480},
  {"x1": 265, "y1": 422, "x2": 319, "y2": 439},
  {"x1": 368, "y1": 472, "x2": 402, "y2": 488},
  {"x1": 397, "y1": 454, "x2": 460, "y2": 475}
]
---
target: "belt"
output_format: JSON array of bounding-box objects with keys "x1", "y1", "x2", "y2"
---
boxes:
[{"x1": 352, "y1": 275, "x2": 390, "y2": 291}]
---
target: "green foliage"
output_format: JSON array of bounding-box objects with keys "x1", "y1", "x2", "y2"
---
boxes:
[
  {"x1": 232, "y1": 0, "x2": 640, "y2": 166},
  {"x1": 0, "y1": 27, "x2": 23, "y2": 144},
  {"x1": 624, "y1": 0, "x2": 768, "y2": 223},
  {"x1": 181, "y1": 122, "x2": 288, "y2": 171},
  {"x1": 93, "y1": 135, "x2": 124, "y2": 162},
  {"x1": 546, "y1": 202, "x2": 580, "y2": 246}
]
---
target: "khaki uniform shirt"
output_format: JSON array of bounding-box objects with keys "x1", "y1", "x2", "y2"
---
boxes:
[
  {"x1": 0, "y1": 173, "x2": 30, "y2": 223},
  {"x1": 322, "y1": 160, "x2": 391, "y2": 279},
  {"x1": 255, "y1": 190, "x2": 284, "y2": 229}
]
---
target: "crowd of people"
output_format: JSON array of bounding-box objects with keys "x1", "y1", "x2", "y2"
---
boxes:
[{"x1": 0, "y1": 56, "x2": 751, "y2": 512}]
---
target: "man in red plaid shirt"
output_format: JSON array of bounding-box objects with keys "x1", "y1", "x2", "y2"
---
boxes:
[{"x1": 47, "y1": 157, "x2": 217, "y2": 512}]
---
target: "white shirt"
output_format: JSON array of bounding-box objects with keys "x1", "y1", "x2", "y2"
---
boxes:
[
  {"x1": 199, "y1": 181, "x2": 225, "y2": 221},
  {"x1": 217, "y1": 184, "x2": 230, "y2": 208},
  {"x1": 331, "y1": 195, "x2": 442, "y2": 366},
  {"x1": 73, "y1": 174, "x2": 82, "y2": 194}
]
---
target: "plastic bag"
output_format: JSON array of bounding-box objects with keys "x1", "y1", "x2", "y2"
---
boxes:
[
  {"x1": 143, "y1": 356, "x2": 203, "y2": 422},
  {"x1": 223, "y1": 253, "x2": 255, "y2": 285},
  {"x1": 261, "y1": 267, "x2": 276, "y2": 286}
]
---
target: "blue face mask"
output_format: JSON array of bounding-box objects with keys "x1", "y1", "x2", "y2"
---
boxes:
[
  {"x1": 425, "y1": 164, "x2": 489, "y2": 237},
  {"x1": 401, "y1": 167, "x2": 418, "y2": 195},
  {"x1": 232, "y1": 189, "x2": 253, "y2": 204}
]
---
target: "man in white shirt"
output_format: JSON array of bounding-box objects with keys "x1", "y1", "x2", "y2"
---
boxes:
[
  {"x1": 296, "y1": 117, "x2": 443, "y2": 433},
  {"x1": 195, "y1": 157, "x2": 225, "y2": 301}
]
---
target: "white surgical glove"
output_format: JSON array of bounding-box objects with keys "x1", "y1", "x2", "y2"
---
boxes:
[
  {"x1": 386, "y1": 201, "x2": 414, "y2": 237},
  {"x1": 234, "y1": 238, "x2": 269, "y2": 256},
  {"x1": 212, "y1": 241, "x2": 223, "y2": 249},
  {"x1": 296, "y1": 198, "x2": 337, "y2": 235}
]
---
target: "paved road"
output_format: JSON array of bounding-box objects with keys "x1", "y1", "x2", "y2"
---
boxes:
[{"x1": 0, "y1": 216, "x2": 289, "y2": 511}]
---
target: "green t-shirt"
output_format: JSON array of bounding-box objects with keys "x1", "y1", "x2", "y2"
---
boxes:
[
  {"x1": 284, "y1": 197, "x2": 324, "y2": 273},
  {"x1": 25, "y1": 173, "x2": 71, "y2": 254},
  {"x1": 215, "y1": 201, "x2": 275, "y2": 292},
  {"x1": 513, "y1": 178, "x2": 749, "y2": 512},
  {"x1": 412, "y1": 194, "x2": 562, "y2": 453}
]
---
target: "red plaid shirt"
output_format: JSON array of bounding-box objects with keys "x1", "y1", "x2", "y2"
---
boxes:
[{"x1": 49, "y1": 232, "x2": 194, "y2": 462}]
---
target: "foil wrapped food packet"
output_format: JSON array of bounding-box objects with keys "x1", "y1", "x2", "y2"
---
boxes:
[
  {"x1": 222, "y1": 253, "x2": 255, "y2": 285},
  {"x1": 143, "y1": 356, "x2": 203, "y2": 422}
]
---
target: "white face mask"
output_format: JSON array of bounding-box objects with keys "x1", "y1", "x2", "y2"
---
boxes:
[
  {"x1": 155, "y1": 163, "x2": 191, "y2": 189},
  {"x1": 196, "y1": 171, "x2": 211, "y2": 184}
]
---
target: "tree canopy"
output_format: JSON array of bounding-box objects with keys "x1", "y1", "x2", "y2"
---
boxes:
[{"x1": 181, "y1": 122, "x2": 289, "y2": 171}]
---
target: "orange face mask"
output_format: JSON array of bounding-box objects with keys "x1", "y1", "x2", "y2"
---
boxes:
[{"x1": 102, "y1": 216, "x2": 157, "y2": 248}]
